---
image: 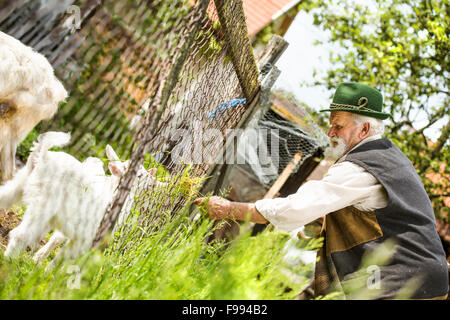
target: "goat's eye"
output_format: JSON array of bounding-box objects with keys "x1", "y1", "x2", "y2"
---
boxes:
[{"x1": 0, "y1": 101, "x2": 13, "y2": 116}]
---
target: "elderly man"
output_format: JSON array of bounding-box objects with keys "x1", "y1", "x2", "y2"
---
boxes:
[{"x1": 195, "y1": 82, "x2": 448, "y2": 300}]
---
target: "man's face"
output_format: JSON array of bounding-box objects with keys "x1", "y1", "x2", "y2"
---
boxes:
[{"x1": 324, "y1": 111, "x2": 364, "y2": 161}]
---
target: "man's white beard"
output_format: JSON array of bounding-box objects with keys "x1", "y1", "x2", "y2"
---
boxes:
[{"x1": 324, "y1": 137, "x2": 347, "y2": 162}]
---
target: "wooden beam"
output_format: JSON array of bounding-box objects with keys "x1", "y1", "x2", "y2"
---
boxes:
[
  {"x1": 278, "y1": 149, "x2": 323, "y2": 197},
  {"x1": 214, "y1": 0, "x2": 260, "y2": 101},
  {"x1": 255, "y1": 35, "x2": 289, "y2": 74},
  {"x1": 263, "y1": 152, "x2": 302, "y2": 199}
]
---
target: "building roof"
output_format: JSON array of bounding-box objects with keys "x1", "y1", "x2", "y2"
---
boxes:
[
  {"x1": 203, "y1": 0, "x2": 300, "y2": 37},
  {"x1": 243, "y1": 0, "x2": 301, "y2": 36}
]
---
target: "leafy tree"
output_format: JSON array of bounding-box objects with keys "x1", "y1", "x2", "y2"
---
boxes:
[{"x1": 298, "y1": 0, "x2": 449, "y2": 217}]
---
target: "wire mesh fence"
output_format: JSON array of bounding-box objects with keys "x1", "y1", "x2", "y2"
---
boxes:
[
  {"x1": 92, "y1": 0, "x2": 263, "y2": 246},
  {"x1": 238, "y1": 108, "x2": 327, "y2": 186},
  {"x1": 0, "y1": 0, "x2": 326, "y2": 254},
  {"x1": 0, "y1": 0, "x2": 262, "y2": 250}
]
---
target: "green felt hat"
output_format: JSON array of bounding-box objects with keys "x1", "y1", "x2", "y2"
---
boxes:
[{"x1": 320, "y1": 82, "x2": 390, "y2": 120}]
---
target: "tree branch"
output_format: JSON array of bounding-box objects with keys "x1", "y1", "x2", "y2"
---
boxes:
[
  {"x1": 429, "y1": 193, "x2": 450, "y2": 199},
  {"x1": 430, "y1": 118, "x2": 450, "y2": 159}
]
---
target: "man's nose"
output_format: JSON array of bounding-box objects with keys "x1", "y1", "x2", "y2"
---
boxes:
[{"x1": 328, "y1": 127, "x2": 335, "y2": 138}]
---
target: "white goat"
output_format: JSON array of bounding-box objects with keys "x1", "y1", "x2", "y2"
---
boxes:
[
  {"x1": 0, "y1": 31, "x2": 67, "y2": 183},
  {"x1": 0, "y1": 132, "x2": 165, "y2": 263},
  {"x1": 105, "y1": 145, "x2": 168, "y2": 230}
]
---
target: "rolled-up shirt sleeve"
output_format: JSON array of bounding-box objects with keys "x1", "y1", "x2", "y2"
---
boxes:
[{"x1": 254, "y1": 161, "x2": 388, "y2": 233}]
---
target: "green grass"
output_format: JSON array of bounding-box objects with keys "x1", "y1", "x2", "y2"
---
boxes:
[
  {"x1": 7, "y1": 134, "x2": 323, "y2": 300},
  {"x1": 0, "y1": 155, "x2": 415, "y2": 300},
  {"x1": 0, "y1": 159, "x2": 320, "y2": 300},
  {"x1": 0, "y1": 206, "x2": 318, "y2": 300}
]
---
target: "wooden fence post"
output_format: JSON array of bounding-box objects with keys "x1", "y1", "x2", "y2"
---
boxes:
[{"x1": 214, "y1": 0, "x2": 260, "y2": 101}]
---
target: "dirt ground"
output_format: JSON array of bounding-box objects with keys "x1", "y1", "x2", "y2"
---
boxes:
[
  {"x1": 0, "y1": 208, "x2": 50, "y2": 253},
  {"x1": 0, "y1": 209, "x2": 22, "y2": 250}
]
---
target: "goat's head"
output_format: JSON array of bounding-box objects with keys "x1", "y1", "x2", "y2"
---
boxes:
[
  {"x1": 105, "y1": 145, "x2": 159, "y2": 188},
  {"x1": 82, "y1": 157, "x2": 106, "y2": 176},
  {"x1": 0, "y1": 31, "x2": 68, "y2": 184}
]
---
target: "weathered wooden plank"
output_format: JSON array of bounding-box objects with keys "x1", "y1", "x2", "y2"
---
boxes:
[
  {"x1": 214, "y1": 0, "x2": 260, "y2": 101},
  {"x1": 255, "y1": 35, "x2": 289, "y2": 75}
]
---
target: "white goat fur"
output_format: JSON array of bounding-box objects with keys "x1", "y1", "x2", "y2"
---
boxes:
[
  {"x1": 0, "y1": 31, "x2": 67, "y2": 182},
  {"x1": 0, "y1": 132, "x2": 165, "y2": 263},
  {"x1": 106, "y1": 147, "x2": 167, "y2": 230},
  {"x1": 0, "y1": 132, "x2": 116, "y2": 261}
]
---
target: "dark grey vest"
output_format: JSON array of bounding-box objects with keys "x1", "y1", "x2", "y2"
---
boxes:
[{"x1": 327, "y1": 138, "x2": 448, "y2": 299}]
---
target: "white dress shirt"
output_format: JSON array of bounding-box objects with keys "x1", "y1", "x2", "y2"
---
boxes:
[{"x1": 254, "y1": 134, "x2": 388, "y2": 233}]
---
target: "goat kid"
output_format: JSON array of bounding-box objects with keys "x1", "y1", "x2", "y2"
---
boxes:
[
  {"x1": 105, "y1": 145, "x2": 168, "y2": 230},
  {"x1": 0, "y1": 132, "x2": 161, "y2": 263}
]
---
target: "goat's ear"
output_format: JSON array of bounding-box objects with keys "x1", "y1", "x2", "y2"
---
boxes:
[
  {"x1": 148, "y1": 167, "x2": 157, "y2": 176},
  {"x1": 106, "y1": 145, "x2": 120, "y2": 161},
  {"x1": 108, "y1": 162, "x2": 124, "y2": 177}
]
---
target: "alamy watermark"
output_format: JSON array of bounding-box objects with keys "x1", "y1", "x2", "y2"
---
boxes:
[
  {"x1": 168, "y1": 123, "x2": 280, "y2": 176},
  {"x1": 66, "y1": 264, "x2": 81, "y2": 290},
  {"x1": 366, "y1": 265, "x2": 381, "y2": 290},
  {"x1": 63, "y1": 5, "x2": 81, "y2": 33}
]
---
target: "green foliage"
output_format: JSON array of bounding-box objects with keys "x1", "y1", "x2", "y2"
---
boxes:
[
  {"x1": 298, "y1": 0, "x2": 449, "y2": 216},
  {"x1": 16, "y1": 129, "x2": 39, "y2": 163},
  {"x1": 255, "y1": 24, "x2": 276, "y2": 45},
  {"x1": 0, "y1": 162, "x2": 320, "y2": 299},
  {"x1": 0, "y1": 207, "x2": 316, "y2": 300}
]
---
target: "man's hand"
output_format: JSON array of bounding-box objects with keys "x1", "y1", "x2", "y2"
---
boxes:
[
  {"x1": 194, "y1": 196, "x2": 231, "y2": 220},
  {"x1": 194, "y1": 196, "x2": 269, "y2": 224}
]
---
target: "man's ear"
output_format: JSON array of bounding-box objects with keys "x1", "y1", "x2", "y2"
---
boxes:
[{"x1": 360, "y1": 122, "x2": 371, "y2": 139}]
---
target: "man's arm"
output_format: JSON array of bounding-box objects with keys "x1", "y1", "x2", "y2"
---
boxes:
[
  {"x1": 195, "y1": 161, "x2": 387, "y2": 232},
  {"x1": 194, "y1": 196, "x2": 269, "y2": 224}
]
